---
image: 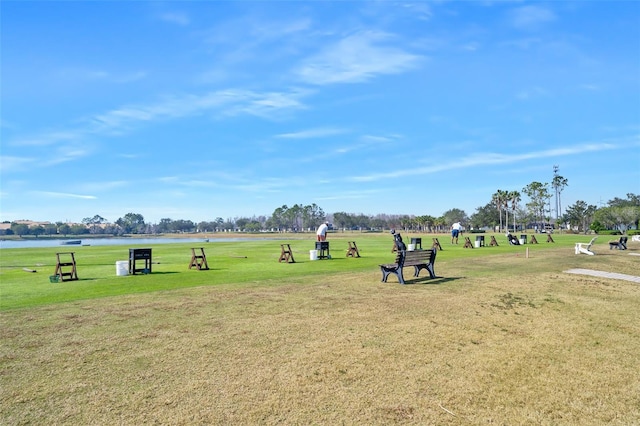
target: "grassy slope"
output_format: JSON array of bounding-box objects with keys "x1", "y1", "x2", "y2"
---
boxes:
[{"x1": 1, "y1": 233, "x2": 639, "y2": 424}]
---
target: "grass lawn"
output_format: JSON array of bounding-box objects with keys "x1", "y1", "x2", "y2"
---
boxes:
[{"x1": 1, "y1": 232, "x2": 639, "y2": 424}]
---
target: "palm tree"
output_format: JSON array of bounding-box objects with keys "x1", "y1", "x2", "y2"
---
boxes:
[
  {"x1": 552, "y1": 173, "x2": 568, "y2": 221},
  {"x1": 509, "y1": 191, "x2": 521, "y2": 231},
  {"x1": 503, "y1": 195, "x2": 510, "y2": 232},
  {"x1": 492, "y1": 190, "x2": 508, "y2": 232}
]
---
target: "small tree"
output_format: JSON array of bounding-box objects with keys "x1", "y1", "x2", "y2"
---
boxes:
[
  {"x1": 565, "y1": 200, "x2": 597, "y2": 233},
  {"x1": 116, "y1": 213, "x2": 145, "y2": 234},
  {"x1": 442, "y1": 208, "x2": 467, "y2": 229},
  {"x1": 10, "y1": 223, "x2": 30, "y2": 237},
  {"x1": 523, "y1": 182, "x2": 550, "y2": 230}
]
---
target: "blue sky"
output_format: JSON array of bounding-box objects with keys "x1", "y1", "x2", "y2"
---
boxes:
[{"x1": 2, "y1": 1, "x2": 639, "y2": 224}]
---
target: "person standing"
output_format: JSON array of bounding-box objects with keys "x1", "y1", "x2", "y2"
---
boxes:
[
  {"x1": 316, "y1": 222, "x2": 329, "y2": 242},
  {"x1": 451, "y1": 221, "x2": 462, "y2": 244}
]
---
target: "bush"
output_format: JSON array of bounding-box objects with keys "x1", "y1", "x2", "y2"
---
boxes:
[{"x1": 595, "y1": 230, "x2": 622, "y2": 235}]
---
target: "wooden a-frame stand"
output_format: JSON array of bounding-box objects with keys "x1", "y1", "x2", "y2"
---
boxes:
[
  {"x1": 189, "y1": 247, "x2": 209, "y2": 270},
  {"x1": 279, "y1": 244, "x2": 295, "y2": 263},
  {"x1": 54, "y1": 252, "x2": 78, "y2": 282},
  {"x1": 346, "y1": 241, "x2": 360, "y2": 258}
]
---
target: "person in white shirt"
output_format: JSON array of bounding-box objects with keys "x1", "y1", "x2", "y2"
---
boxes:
[
  {"x1": 316, "y1": 222, "x2": 329, "y2": 242},
  {"x1": 451, "y1": 222, "x2": 462, "y2": 244}
]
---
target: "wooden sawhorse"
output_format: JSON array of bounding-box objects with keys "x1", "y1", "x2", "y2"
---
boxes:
[
  {"x1": 463, "y1": 237, "x2": 474, "y2": 248},
  {"x1": 189, "y1": 247, "x2": 209, "y2": 270},
  {"x1": 54, "y1": 252, "x2": 78, "y2": 282},
  {"x1": 529, "y1": 235, "x2": 539, "y2": 244},
  {"x1": 489, "y1": 236, "x2": 499, "y2": 246},
  {"x1": 546, "y1": 234, "x2": 555, "y2": 243},
  {"x1": 346, "y1": 241, "x2": 360, "y2": 258},
  {"x1": 279, "y1": 244, "x2": 295, "y2": 263},
  {"x1": 432, "y1": 238, "x2": 443, "y2": 251}
]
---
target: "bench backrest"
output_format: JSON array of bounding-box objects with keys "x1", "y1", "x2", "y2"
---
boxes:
[
  {"x1": 403, "y1": 249, "x2": 436, "y2": 264},
  {"x1": 393, "y1": 250, "x2": 406, "y2": 267}
]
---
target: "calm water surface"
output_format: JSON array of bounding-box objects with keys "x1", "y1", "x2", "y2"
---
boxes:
[{"x1": 0, "y1": 237, "x2": 274, "y2": 249}]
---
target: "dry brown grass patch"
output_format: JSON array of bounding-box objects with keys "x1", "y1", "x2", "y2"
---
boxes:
[{"x1": 1, "y1": 248, "x2": 639, "y2": 424}]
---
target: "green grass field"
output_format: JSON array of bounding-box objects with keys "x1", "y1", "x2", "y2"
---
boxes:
[
  {"x1": 1, "y1": 232, "x2": 629, "y2": 311},
  {"x1": 1, "y1": 232, "x2": 639, "y2": 424}
]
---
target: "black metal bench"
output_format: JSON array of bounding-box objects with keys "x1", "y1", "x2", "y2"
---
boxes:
[
  {"x1": 609, "y1": 236, "x2": 628, "y2": 250},
  {"x1": 379, "y1": 249, "x2": 437, "y2": 284}
]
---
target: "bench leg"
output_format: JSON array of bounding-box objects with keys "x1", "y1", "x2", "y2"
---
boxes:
[
  {"x1": 413, "y1": 265, "x2": 421, "y2": 277},
  {"x1": 413, "y1": 264, "x2": 437, "y2": 279},
  {"x1": 426, "y1": 263, "x2": 436, "y2": 279},
  {"x1": 380, "y1": 266, "x2": 405, "y2": 284},
  {"x1": 381, "y1": 267, "x2": 391, "y2": 282}
]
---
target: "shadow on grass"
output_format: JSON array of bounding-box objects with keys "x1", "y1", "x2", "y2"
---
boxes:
[
  {"x1": 68, "y1": 271, "x2": 182, "y2": 281},
  {"x1": 384, "y1": 276, "x2": 463, "y2": 285},
  {"x1": 121, "y1": 271, "x2": 181, "y2": 276}
]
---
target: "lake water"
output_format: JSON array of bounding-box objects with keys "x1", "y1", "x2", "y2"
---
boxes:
[{"x1": 0, "y1": 237, "x2": 270, "y2": 249}]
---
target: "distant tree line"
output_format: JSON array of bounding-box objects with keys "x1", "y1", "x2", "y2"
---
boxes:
[{"x1": 3, "y1": 190, "x2": 639, "y2": 237}]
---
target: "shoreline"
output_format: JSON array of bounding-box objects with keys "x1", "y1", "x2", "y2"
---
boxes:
[{"x1": 0, "y1": 229, "x2": 389, "y2": 242}]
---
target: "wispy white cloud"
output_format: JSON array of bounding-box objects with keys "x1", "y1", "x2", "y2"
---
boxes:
[
  {"x1": 462, "y1": 42, "x2": 480, "y2": 52},
  {"x1": 283, "y1": 132, "x2": 401, "y2": 159},
  {"x1": 360, "y1": 134, "x2": 401, "y2": 145},
  {"x1": 350, "y1": 142, "x2": 620, "y2": 182},
  {"x1": 159, "y1": 12, "x2": 190, "y2": 26},
  {"x1": 275, "y1": 127, "x2": 348, "y2": 139},
  {"x1": 316, "y1": 189, "x2": 382, "y2": 201},
  {"x1": 117, "y1": 153, "x2": 142, "y2": 159},
  {"x1": 296, "y1": 31, "x2": 423, "y2": 85},
  {"x1": 225, "y1": 90, "x2": 309, "y2": 119},
  {"x1": 251, "y1": 18, "x2": 313, "y2": 41},
  {"x1": 508, "y1": 5, "x2": 557, "y2": 31},
  {"x1": 499, "y1": 37, "x2": 543, "y2": 50},
  {"x1": 0, "y1": 156, "x2": 36, "y2": 173},
  {"x1": 10, "y1": 89, "x2": 310, "y2": 149},
  {"x1": 516, "y1": 86, "x2": 550, "y2": 100},
  {"x1": 115, "y1": 71, "x2": 148, "y2": 83},
  {"x1": 57, "y1": 68, "x2": 147, "y2": 84},
  {"x1": 203, "y1": 16, "x2": 312, "y2": 47},
  {"x1": 361, "y1": 1, "x2": 433, "y2": 24},
  {"x1": 31, "y1": 191, "x2": 97, "y2": 200},
  {"x1": 11, "y1": 130, "x2": 82, "y2": 147},
  {"x1": 579, "y1": 84, "x2": 600, "y2": 91},
  {"x1": 400, "y1": 3, "x2": 433, "y2": 21},
  {"x1": 233, "y1": 177, "x2": 292, "y2": 193},
  {"x1": 45, "y1": 145, "x2": 94, "y2": 166},
  {"x1": 0, "y1": 118, "x2": 17, "y2": 129},
  {"x1": 157, "y1": 176, "x2": 179, "y2": 183},
  {"x1": 76, "y1": 180, "x2": 129, "y2": 192},
  {"x1": 199, "y1": 16, "x2": 314, "y2": 71}
]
